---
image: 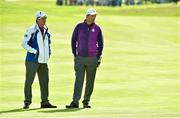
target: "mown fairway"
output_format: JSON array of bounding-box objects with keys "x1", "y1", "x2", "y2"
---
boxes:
[{"x1": 0, "y1": 0, "x2": 180, "y2": 118}]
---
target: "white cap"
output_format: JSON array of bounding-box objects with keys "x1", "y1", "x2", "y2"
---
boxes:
[
  {"x1": 36, "y1": 11, "x2": 47, "y2": 20},
  {"x1": 86, "y1": 8, "x2": 97, "y2": 15}
]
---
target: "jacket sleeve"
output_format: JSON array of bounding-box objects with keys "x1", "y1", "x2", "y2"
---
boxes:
[
  {"x1": 21, "y1": 29, "x2": 37, "y2": 54},
  {"x1": 71, "y1": 24, "x2": 79, "y2": 57},
  {"x1": 97, "y1": 28, "x2": 104, "y2": 59}
]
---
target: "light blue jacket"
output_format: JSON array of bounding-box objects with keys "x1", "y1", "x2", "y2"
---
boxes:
[{"x1": 22, "y1": 24, "x2": 51, "y2": 63}]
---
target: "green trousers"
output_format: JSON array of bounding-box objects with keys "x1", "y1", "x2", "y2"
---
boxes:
[
  {"x1": 72, "y1": 56, "x2": 98, "y2": 104},
  {"x1": 24, "y1": 61, "x2": 49, "y2": 104}
]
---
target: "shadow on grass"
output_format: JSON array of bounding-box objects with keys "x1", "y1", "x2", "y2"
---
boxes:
[
  {"x1": 0, "y1": 108, "x2": 41, "y2": 114},
  {"x1": 0, "y1": 108, "x2": 84, "y2": 114},
  {"x1": 39, "y1": 108, "x2": 84, "y2": 113}
]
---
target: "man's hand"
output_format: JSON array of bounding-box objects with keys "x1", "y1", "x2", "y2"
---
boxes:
[
  {"x1": 97, "y1": 57, "x2": 102, "y2": 68},
  {"x1": 35, "y1": 50, "x2": 39, "y2": 58}
]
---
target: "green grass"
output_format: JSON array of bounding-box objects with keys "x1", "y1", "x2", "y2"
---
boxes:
[{"x1": 0, "y1": 0, "x2": 180, "y2": 118}]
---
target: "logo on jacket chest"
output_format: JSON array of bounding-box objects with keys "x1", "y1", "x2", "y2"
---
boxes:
[
  {"x1": 87, "y1": 28, "x2": 95, "y2": 32},
  {"x1": 91, "y1": 28, "x2": 95, "y2": 32}
]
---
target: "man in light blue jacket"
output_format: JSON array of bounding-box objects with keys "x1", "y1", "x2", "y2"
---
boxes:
[{"x1": 22, "y1": 11, "x2": 56, "y2": 109}]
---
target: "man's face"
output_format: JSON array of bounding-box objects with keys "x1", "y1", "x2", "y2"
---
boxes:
[
  {"x1": 37, "y1": 17, "x2": 47, "y2": 26},
  {"x1": 86, "y1": 14, "x2": 96, "y2": 24}
]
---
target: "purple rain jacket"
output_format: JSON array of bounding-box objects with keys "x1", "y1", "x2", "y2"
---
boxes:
[{"x1": 71, "y1": 21, "x2": 104, "y2": 59}]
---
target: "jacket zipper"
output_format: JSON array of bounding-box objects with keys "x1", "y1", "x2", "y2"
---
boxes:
[
  {"x1": 43, "y1": 35, "x2": 46, "y2": 62},
  {"x1": 40, "y1": 30, "x2": 46, "y2": 63}
]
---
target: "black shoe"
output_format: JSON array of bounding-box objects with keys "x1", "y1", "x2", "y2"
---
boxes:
[
  {"x1": 66, "y1": 102, "x2": 79, "y2": 108},
  {"x1": 83, "y1": 103, "x2": 91, "y2": 108},
  {"x1": 41, "y1": 102, "x2": 57, "y2": 108},
  {"x1": 23, "y1": 102, "x2": 30, "y2": 109}
]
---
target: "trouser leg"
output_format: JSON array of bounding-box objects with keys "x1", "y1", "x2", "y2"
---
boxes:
[
  {"x1": 83, "y1": 57, "x2": 97, "y2": 104},
  {"x1": 72, "y1": 57, "x2": 86, "y2": 104},
  {"x1": 37, "y1": 63, "x2": 49, "y2": 104},
  {"x1": 24, "y1": 61, "x2": 39, "y2": 104}
]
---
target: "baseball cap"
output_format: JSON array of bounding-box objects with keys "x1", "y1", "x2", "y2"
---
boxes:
[
  {"x1": 36, "y1": 11, "x2": 47, "y2": 20},
  {"x1": 86, "y1": 8, "x2": 97, "y2": 15}
]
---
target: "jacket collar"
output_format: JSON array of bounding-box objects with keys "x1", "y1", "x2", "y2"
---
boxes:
[{"x1": 35, "y1": 24, "x2": 47, "y2": 31}]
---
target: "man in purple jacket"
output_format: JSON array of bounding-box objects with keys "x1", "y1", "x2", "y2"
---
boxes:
[{"x1": 66, "y1": 8, "x2": 104, "y2": 109}]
